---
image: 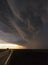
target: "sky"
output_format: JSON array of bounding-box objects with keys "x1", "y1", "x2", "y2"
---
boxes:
[{"x1": 0, "y1": 0, "x2": 48, "y2": 49}]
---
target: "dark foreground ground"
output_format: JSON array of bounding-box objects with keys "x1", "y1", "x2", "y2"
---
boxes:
[{"x1": 8, "y1": 50, "x2": 48, "y2": 65}]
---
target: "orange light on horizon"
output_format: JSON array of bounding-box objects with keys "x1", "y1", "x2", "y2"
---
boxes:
[{"x1": 0, "y1": 40, "x2": 26, "y2": 49}]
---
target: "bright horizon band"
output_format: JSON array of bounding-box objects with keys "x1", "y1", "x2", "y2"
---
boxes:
[{"x1": 0, "y1": 40, "x2": 26, "y2": 49}]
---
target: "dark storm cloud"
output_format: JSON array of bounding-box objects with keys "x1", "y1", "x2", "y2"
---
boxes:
[{"x1": 0, "y1": 0, "x2": 48, "y2": 49}]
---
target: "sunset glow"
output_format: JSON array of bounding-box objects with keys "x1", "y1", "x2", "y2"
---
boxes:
[{"x1": 0, "y1": 40, "x2": 26, "y2": 49}]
